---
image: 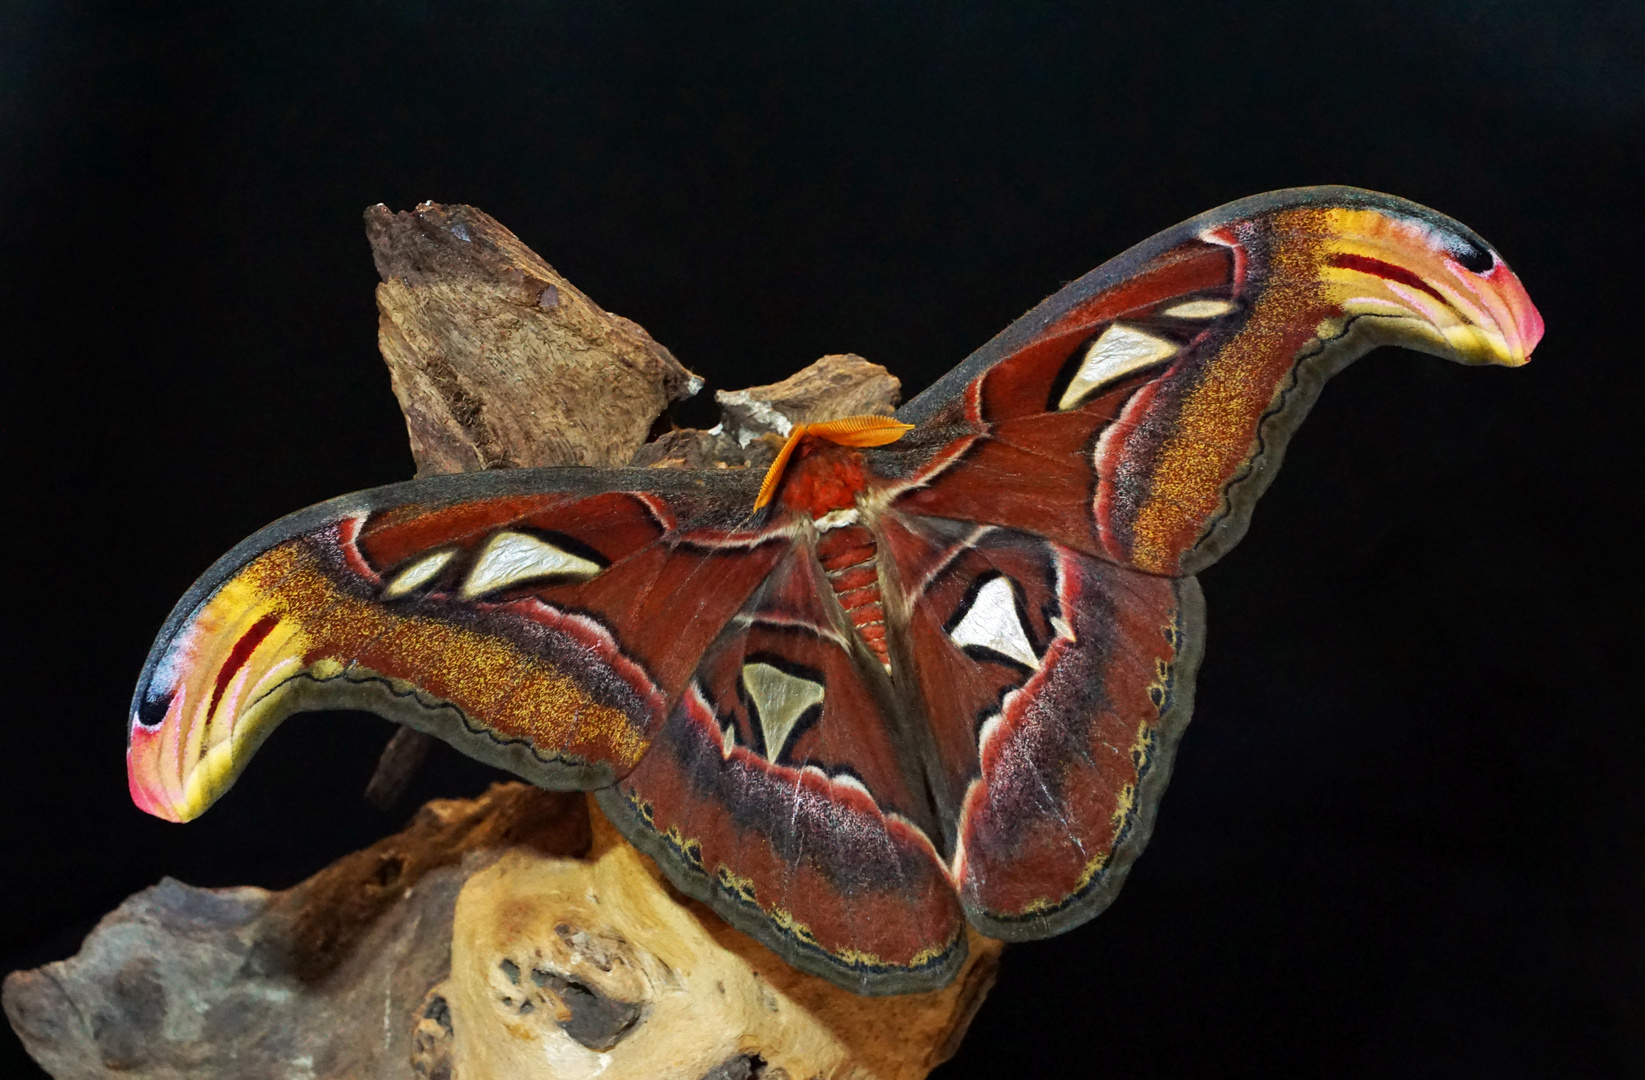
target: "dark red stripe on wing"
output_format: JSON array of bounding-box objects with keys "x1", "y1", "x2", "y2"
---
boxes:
[
  {"x1": 1329, "y1": 252, "x2": 1449, "y2": 305},
  {"x1": 207, "y1": 613, "x2": 281, "y2": 721}
]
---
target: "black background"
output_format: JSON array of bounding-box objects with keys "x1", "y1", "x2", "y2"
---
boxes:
[{"x1": 4, "y1": 3, "x2": 1641, "y2": 1076}]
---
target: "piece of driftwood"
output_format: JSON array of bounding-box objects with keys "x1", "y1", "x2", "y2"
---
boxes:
[
  {"x1": 6, "y1": 203, "x2": 997, "y2": 1078},
  {"x1": 3, "y1": 785, "x2": 589, "y2": 1080},
  {"x1": 446, "y1": 802, "x2": 997, "y2": 1080},
  {"x1": 630, "y1": 352, "x2": 902, "y2": 473},
  {"x1": 364, "y1": 726, "x2": 437, "y2": 810},
  {"x1": 366, "y1": 201, "x2": 701, "y2": 476},
  {"x1": 714, "y1": 352, "x2": 901, "y2": 446}
]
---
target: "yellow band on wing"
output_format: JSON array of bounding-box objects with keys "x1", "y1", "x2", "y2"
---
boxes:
[{"x1": 1318, "y1": 207, "x2": 1540, "y2": 367}]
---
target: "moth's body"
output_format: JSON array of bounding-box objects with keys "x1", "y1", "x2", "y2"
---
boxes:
[
  {"x1": 127, "y1": 188, "x2": 1542, "y2": 994},
  {"x1": 777, "y1": 438, "x2": 893, "y2": 667}
]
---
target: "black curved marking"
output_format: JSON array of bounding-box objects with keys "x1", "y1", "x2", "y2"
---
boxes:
[
  {"x1": 134, "y1": 691, "x2": 172, "y2": 730},
  {"x1": 1448, "y1": 240, "x2": 1495, "y2": 274}
]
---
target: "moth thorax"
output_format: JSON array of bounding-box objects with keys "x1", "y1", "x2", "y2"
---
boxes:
[{"x1": 815, "y1": 521, "x2": 890, "y2": 671}]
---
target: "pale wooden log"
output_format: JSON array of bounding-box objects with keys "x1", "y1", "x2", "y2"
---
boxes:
[
  {"x1": 445, "y1": 801, "x2": 999, "y2": 1080},
  {"x1": 4, "y1": 783, "x2": 997, "y2": 1080},
  {"x1": 5, "y1": 203, "x2": 999, "y2": 1080}
]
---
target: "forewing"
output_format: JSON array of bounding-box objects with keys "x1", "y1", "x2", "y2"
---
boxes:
[
  {"x1": 892, "y1": 186, "x2": 1541, "y2": 575},
  {"x1": 127, "y1": 468, "x2": 779, "y2": 822}
]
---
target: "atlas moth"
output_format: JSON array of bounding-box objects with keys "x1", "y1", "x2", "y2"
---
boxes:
[{"x1": 129, "y1": 187, "x2": 1542, "y2": 994}]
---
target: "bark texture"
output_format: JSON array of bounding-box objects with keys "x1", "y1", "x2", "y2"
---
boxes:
[
  {"x1": 715, "y1": 352, "x2": 901, "y2": 446},
  {"x1": 366, "y1": 201, "x2": 700, "y2": 476}
]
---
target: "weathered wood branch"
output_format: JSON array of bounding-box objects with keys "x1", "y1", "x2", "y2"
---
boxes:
[
  {"x1": 366, "y1": 201, "x2": 700, "y2": 475},
  {"x1": 4, "y1": 202, "x2": 998, "y2": 1080}
]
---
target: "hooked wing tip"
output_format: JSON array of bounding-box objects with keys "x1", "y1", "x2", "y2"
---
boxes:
[
  {"x1": 1315, "y1": 202, "x2": 1545, "y2": 370},
  {"x1": 1484, "y1": 257, "x2": 1545, "y2": 364},
  {"x1": 127, "y1": 715, "x2": 194, "y2": 823}
]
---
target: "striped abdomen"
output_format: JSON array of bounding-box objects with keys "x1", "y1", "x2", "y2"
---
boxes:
[{"x1": 815, "y1": 519, "x2": 889, "y2": 670}]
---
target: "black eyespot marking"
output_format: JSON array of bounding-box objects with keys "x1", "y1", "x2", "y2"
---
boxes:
[
  {"x1": 1448, "y1": 236, "x2": 1495, "y2": 274},
  {"x1": 136, "y1": 690, "x2": 172, "y2": 729}
]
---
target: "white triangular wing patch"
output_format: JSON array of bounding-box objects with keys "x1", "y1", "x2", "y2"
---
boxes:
[
  {"x1": 383, "y1": 549, "x2": 456, "y2": 599},
  {"x1": 1056, "y1": 322, "x2": 1178, "y2": 410},
  {"x1": 460, "y1": 531, "x2": 604, "y2": 599},
  {"x1": 740, "y1": 662, "x2": 826, "y2": 760},
  {"x1": 1161, "y1": 298, "x2": 1235, "y2": 319},
  {"x1": 949, "y1": 575, "x2": 1040, "y2": 669}
]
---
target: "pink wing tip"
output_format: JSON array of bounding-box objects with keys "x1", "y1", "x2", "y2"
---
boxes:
[
  {"x1": 1517, "y1": 291, "x2": 1546, "y2": 357},
  {"x1": 1486, "y1": 260, "x2": 1545, "y2": 362},
  {"x1": 127, "y1": 722, "x2": 186, "y2": 822}
]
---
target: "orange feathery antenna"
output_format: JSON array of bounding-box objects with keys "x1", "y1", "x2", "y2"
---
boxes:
[{"x1": 752, "y1": 416, "x2": 914, "y2": 510}]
